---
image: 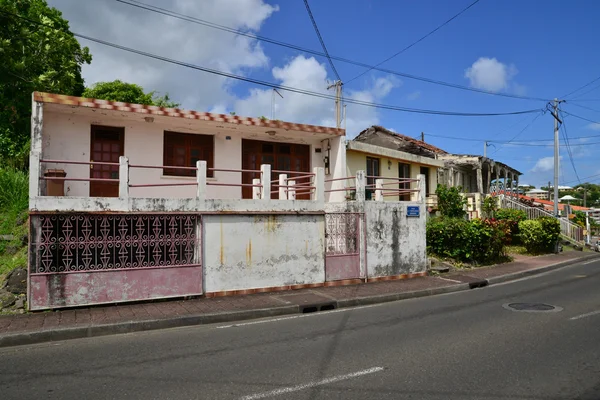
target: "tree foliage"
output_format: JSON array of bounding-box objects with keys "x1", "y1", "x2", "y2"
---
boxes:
[
  {"x1": 0, "y1": 0, "x2": 92, "y2": 166},
  {"x1": 83, "y1": 80, "x2": 180, "y2": 108},
  {"x1": 436, "y1": 184, "x2": 466, "y2": 218}
]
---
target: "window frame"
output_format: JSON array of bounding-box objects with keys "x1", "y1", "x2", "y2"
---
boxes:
[
  {"x1": 366, "y1": 157, "x2": 380, "y2": 200},
  {"x1": 398, "y1": 162, "x2": 411, "y2": 201},
  {"x1": 163, "y1": 131, "x2": 214, "y2": 178}
]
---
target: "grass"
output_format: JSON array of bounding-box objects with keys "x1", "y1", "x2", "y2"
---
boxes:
[{"x1": 0, "y1": 167, "x2": 29, "y2": 278}]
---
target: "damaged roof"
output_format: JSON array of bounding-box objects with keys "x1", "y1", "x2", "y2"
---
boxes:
[{"x1": 353, "y1": 125, "x2": 448, "y2": 158}]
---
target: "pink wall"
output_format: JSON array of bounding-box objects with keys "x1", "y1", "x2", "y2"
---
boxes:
[{"x1": 41, "y1": 109, "x2": 330, "y2": 199}]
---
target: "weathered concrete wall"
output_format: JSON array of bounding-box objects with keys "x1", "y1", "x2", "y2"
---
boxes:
[
  {"x1": 363, "y1": 202, "x2": 426, "y2": 277},
  {"x1": 29, "y1": 267, "x2": 202, "y2": 310},
  {"x1": 203, "y1": 214, "x2": 325, "y2": 293},
  {"x1": 326, "y1": 200, "x2": 426, "y2": 278},
  {"x1": 41, "y1": 110, "x2": 328, "y2": 199}
]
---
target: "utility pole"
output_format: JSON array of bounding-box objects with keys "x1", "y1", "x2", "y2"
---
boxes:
[
  {"x1": 550, "y1": 98, "x2": 563, "y2": 217},
  {"x1": 584, "y1": 184, "x2": 587, "y2": 208},
  {"x1": 327, "y1": 80, "x2": 343, "y2": 129},
  {"x1": 484, "y1": 141, "x2": 487, "y2": 158},
  {"x1": 271, "y1": 89, "x2": 283, "y2": 120},
  {"x1": 421, "y1": 132, "x2": 425, "y2": 142},
  {"x1": 548, "y1": 181, "x2": 552, "y2": 202}
]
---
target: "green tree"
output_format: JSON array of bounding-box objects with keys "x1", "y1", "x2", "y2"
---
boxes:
[
  {"x1": 436, "y1": 184, "x2": 466, "y2": 218},
  {"x1": 0, "y1": 0, "x2": 92, "y2": 166},
  {"x1": 83, "y1": 80, "x2": 180, "y2": 108}
]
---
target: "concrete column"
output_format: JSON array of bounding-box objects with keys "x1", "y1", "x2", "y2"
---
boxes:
[
  {"x1": 30, "y1": 97, "x2": 43, "y2": 154},
  {"x1": 449, "y1": 167, "x2": 455, "y2": 187},
  {"x1": 260, "y1": 164, "x2": 271, "y2": 200},
  {"x1": 476, "y1": 167, "x2": 483, "y2": 194},
  {"x1": 29, "y1": 152, "x2": 41, "y2": 198},
  {"x1": 417, "y1": 174, "x2": 426, "y2": 202},
  {"x1": 196, "y1": 160, "x2": 207, "y2": 200},
  {"x1": 375, "y1": 179, "x2": 384, "y2": 201},
  {"x1": 252, "y1": 178, "x2": 261, "y2": 199},
  {"x1": 278, "y1": 174, "x2": 287, "y2": 200},
  {"x1": 486, "y1": 165, "x2": 491, "y2": 194},
  {"x1": 495, "y1": 165, "x2": 501, "y2": 193},
  {"x1": 355, "y1": 170, "x2": 366, "y2": 202},
  {"x1": 313, "y1": 167, "x2": 325, "y2": 204},
  {"x1": 287, "y1": 180, "x2": 296, "y2": 200},
  {"x1": 502, "y1": 168, "x2": 507, "y2": 194},
  {"x1": 119, "y1": 156, "x2": 129, "y2": 199}
]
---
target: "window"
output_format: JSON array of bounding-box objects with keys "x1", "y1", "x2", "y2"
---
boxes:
[
  {"x1": 163, "y1": 131, "x2": 214, "y2": 177},
  {"x1": 398, "y1": 162, "x2": 411, "y2": 201},
  {"x1": 366, "y1": 157, "x2": 380, "y2": 200},
  {"x1": 420, "y1": 166, "x2": 430, "y2": 196}
]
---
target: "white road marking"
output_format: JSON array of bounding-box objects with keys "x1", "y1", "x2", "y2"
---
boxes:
[
  {"x1": 570, "y1": 310, "x2": 600, "y2": 321},
  {"x1": 436, "y1": 276, "x2": 463, "y2": 284},
  {"x1": 239, "y1": 367, "x2": 384, "y2": 399},
  {"x1": 216, "y1": 303, "x2": 382, "y2": 329},
  {"x1": 582, "y1": 259, "x2": 598, "y2": 265}
]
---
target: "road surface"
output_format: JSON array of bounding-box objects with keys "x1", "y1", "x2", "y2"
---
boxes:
[{"x1": 1, "y1": 258, "x2": 600, "y2": 399}]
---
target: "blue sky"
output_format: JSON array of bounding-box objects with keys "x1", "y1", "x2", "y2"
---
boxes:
[{"x1": 50, "y1": 0, "x2": 600, "y2": 188}]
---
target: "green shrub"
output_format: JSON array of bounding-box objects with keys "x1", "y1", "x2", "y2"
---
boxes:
[
  {"x1": 427, "y1": 217, "x2": 472, "y2": 261},
  {"x1": 436, "y1": 185, "x2": 466, "y2": 218},
  {"x1": 427, "y1": 217, "x2": 508, "y2": 264},
  {"x1": 518, "y1": 217, "x2": 560, "y2": 254},
  {"x1": 495, "y1": 209, "x2": 527, "y2": 237},
  {"x1": 481, "y1": 196, "x2": 498, "y2": 219}
]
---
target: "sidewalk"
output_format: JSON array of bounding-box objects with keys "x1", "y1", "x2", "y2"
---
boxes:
[{"x1": 1, "y1": 250, "x2": 598, "y2": 347}]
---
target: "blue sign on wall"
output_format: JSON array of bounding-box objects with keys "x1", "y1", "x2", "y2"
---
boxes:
[{"x1": 407, "y1": 206, "x2": 420, "y2": 217}]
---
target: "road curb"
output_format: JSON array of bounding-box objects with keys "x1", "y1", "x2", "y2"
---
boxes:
[
  {"x1": 486, "y1": 253, "x2": 600, "y2": 286},
  {"x1": 1, "y1": 254, "x2": 598, "y2": 348}
]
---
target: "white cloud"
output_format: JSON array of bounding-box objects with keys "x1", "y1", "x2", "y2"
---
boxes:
[
  {"x1": 232, "y1": 56, "x2": 400, "y2": 137},
  {"x1": 47, "y1": 0, "x2": 279, "y2": 110},
  {"x1": 586, "y1": 123, "x2": 600, "y2": 131},
  {"x1": 531, "y1": 156, "x2": 561, "y2": 173},
  {"x1": 464, "y1": 57, "x2": 517, "y2": 92}
]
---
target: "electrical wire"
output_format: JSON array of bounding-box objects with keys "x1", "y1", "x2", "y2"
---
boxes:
[
  {"x1": 559, "y1": 109, "x2": 581, "y2": 184},
  {"x1": 111, "y1": 0, "x2": 551, "y2": 102},
  {"x1": 490, "y1": 112, "x2": 544, "y2": 154},
  {"x1": 302, "y1": 0, "x2": 341, "y2": 82},
  {"x1": 345, "y1": 0, "x2": 481, "y2": 84},
  {"x1": 561, "y1": 111, "x2": 600, "y2": 125},
  {"x1": 566, "y1": 102, "x2": 600, "y2": 114},
  {"x1": 562, "y1": 74, "x2": 600, "y2": 99},
  {"x1": 0, "y1": 9, "x2": 546, "y2": 118}
]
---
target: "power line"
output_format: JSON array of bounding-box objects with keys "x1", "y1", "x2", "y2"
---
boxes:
[
  {"x1": 562, "y1": 74, "x2": 600, "y2": 99},
  {"x1": 561, "y1": 111, "x2": 600, "y2": 125},
  {"x1": 345, "y1": 0, "x2": 481, "y2": 84},
  {"x1": 562, "y1": 172, "x2": 600, "y2": 186},
  {"x1": 302, "y1": 0, "x2": 341, "y2": 82},
  {"x1": 490, "y1": 112, "x2": 544, "y2": 154},
  {"x1": 570, "y1": 81, "x2": 600, "y2": 100},
  {"x1": 0, "y1": 9, "x2": 546, "y2": 119},
  {"x1": 559, "y1": 109, "x2": 581, "y2": 184},
  {"x1": 566, "y1": 102, "x2": 600, "y2": 113},
  {"x1": 112, "y1": 0, "x2": 551, "y2": 102}
]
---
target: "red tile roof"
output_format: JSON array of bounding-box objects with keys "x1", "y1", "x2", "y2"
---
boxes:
[{"x1": 33, "y1": 92, "x2": 345, "y2": 136}]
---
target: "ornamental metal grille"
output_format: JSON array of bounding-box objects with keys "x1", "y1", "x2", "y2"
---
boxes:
[
  {"x1": 30, "y1": 214, "x2": 200, "y2": 274},
  {"x1": 325, "y1": 213, "x2": 360, "y2": 256}
]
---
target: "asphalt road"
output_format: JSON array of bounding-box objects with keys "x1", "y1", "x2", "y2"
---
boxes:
[{"x1": 2, "y1": 258, "x2": 600, "y2": 400}]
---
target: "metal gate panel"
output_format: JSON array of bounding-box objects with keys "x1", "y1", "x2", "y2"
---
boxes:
[
  {"x1": 325, "y1": 212, "x2": 362, "y2": 281},
  {"x1": 28, "y1": 213, "x2": 202, "y2": 310}
]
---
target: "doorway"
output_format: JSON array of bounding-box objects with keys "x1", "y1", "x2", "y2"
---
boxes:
[
  {"x1": 241, "y1": 139, "x2": 310, "y2": 199},
  {"x1": 90, "y1": 125, "x2": 124, "y2": 197}
]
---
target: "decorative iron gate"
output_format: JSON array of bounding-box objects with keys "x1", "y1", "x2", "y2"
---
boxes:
[
  {"x1": 325, "y1": 212, "x2": 363, "y2": 281},
  {"x1": 29, "y1": 213, "x2": 202, "y2": 310}
]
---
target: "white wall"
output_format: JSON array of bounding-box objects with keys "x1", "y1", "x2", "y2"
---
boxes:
[
  {"x1": 41, "y1": 111, "x2": 328, "y2": 199},
  {"x1": 325, "y1": 200, "x2": 427, "y2": 278},
  {"x1": 202, "y1": 214, "x2": 325, "y2": 293}
]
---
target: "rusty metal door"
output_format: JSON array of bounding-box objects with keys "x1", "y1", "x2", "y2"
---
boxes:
[{"x1": 325, "y1": 212, "x2": 363, "y2": 281}]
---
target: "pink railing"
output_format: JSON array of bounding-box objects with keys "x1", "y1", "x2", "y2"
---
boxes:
[
  {"x1": 366, "y1": 176, "x2": 420, "y2": 199},
  {"x1": 40, "y1": 159, "x2": 120, "y2": 183},
  {"x1": 324, "y1": 176, "x2": 356, "y2": 194}
]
